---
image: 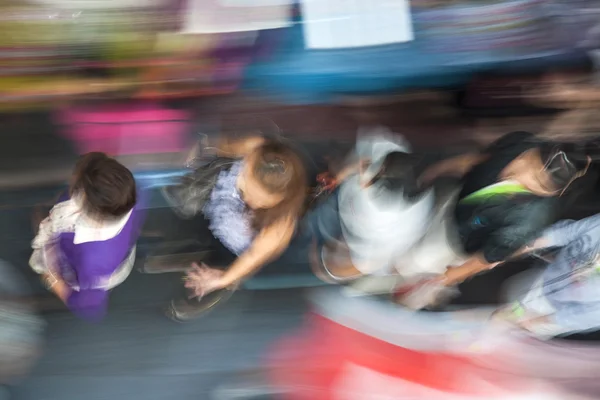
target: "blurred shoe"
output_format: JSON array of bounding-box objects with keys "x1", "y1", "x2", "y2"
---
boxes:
[{"x1": 166, "y1": 287, "x2": 236, "y2": 322}]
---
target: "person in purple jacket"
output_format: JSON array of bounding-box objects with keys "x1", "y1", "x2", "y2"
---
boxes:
[{"x1": 29, "y1": 152, "x2": 143, "y2": 321}]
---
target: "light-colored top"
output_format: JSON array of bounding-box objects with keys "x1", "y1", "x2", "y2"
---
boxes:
[
  {"x1": 203, "y1": 161, "x2": 255, "y2": 255},
  {"x1": 339, "y1": 132, "x2": 435, "y2": 275}
]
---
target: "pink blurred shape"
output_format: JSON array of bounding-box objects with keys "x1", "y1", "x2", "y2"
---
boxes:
[{"x1": 56, "y1": 102, "x2": 191, "y2": 155}]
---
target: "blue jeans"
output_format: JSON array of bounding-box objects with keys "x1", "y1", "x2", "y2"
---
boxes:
[{"x1": 301, "y1": 187, "x2": 342, "y2": 247}]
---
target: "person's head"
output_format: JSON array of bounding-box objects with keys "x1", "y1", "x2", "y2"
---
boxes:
[
  {"x1": 506, "y1": 143, "x2": 590, "y2": 196},
  {"x1": 354, "y1": 128, "x2": 426, "y2": 202},
  {"x1": 70, "y1": 152, "x2": 136, "y2": 221},
  {"x1": 364, "y1": 151, "x2": 427, "y2": 203},
  {"x1": 238, "y1": 140, "x2": 308, "y2": 228}
]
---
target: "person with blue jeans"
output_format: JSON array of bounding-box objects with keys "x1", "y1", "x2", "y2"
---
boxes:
[
  {"x1": 304, "y1": 127, "x2": 440, "y2": 288},
  {"x1": 499, "y1": 214, "x2": 600, "y2": 338}
]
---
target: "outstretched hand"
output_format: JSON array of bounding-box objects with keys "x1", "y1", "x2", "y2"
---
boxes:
[
  {"x1": 395, "y1": 276, "x2": 459, "y2": 310},
  {"x1": 184, "y1": 263, "x2": 226, "y2": 299}
]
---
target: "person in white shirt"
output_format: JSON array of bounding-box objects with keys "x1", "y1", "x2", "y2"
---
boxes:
[{"x1": 311, "y1": 127, "x2": 448, "y2": 290}]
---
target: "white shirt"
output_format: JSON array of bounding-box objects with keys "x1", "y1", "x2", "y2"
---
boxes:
[{"x1": 339, "y1": 174, "x2": 435, "y2": 276}]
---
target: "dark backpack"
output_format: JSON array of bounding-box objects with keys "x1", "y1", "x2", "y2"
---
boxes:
[{"x1": 162, "y1": 157, "x2": 236, "y2": 219}]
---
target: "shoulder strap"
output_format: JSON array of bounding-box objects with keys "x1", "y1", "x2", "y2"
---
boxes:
[
  {"x1": 168, "y1": 157, "x2": 238, "y2": 219},
  {"x1": 460, "y1": 181, "x2": 531, "y2": 205}
]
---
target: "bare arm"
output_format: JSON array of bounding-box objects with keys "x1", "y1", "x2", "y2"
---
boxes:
[
  {"x1": 441, "y1": 229, "x2": 564, "y2": 287},
  {"x1": 420, "y1": 153, "x2": 487, "y2": 184},
  {"x1": 335, "y1": 162, "x2": 360, "y2": 183},
  {"x1": 218, "y1": 217, "x2": 296, "y2": 287},
  {"x1": 442, "y1": 230, "x2": 550, "y2": 287},
  {"x1": 215, "y1": 135, "x2": 266, "y2": 158},
  {"x1": 442, "y1": 254, "x2": 500, "y2": 287},
  {"x1": 510, "y1": 239, "x2": 546, "y2": 259},
  {"x1": 186, "y1": 134, "x2": 266, "y2": 165},
  {"x1": 43, "y1": 274, "x2": 70, "y2": 303}
]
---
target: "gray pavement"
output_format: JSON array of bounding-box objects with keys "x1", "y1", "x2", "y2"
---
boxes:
[
  {"x1": 0, "y1": 187, "x2": 309, "y2": 400},
  {"x1": 11, "y1": 280, "x2": 307, "y2": 400}
]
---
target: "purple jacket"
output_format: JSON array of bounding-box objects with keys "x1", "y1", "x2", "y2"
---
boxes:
[{"x1": 54, "y1": 191, "x2": 145, "y2": 321}]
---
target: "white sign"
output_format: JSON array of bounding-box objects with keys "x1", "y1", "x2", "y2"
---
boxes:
[
  {"x1": 219, "y1": 0, "x2": 293, "y2": 6},
  {"x1": 183, "y1": 0, "x2": 292, "y2": 34},
  {"x1": 300, "y1": 0, "x2": 414, "y2": 50}
]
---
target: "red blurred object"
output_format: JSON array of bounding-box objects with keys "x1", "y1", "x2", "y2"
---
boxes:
[
  {"x1": 265, "y1": 290, "x2": 569, "y2": 400},
  {"x1": 268, "y1": 316, "x2": 526, "y2": 400}
]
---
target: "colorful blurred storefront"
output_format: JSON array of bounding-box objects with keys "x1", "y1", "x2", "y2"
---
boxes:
[
  {"x1": 1, "y1": 0, "x2": 599, "y2": 108},
  {"x1": 0, "y1": 0, "x2": 598, "y2": 191},
  {"x1": 246, "y1": 0, "x2": 600, "y2": 103}
]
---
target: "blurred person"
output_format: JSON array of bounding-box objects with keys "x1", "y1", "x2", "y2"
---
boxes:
[
  {"x1": 29, "y1": 152, "x2": 143, "y2": 321},
  {"x1": 0, "y1": 259, "x2": 44, "y2": 395},
  {"x1": 159, "y1": 136, "x2": 308, "y2": 321},
  {"x1": 495, "y1": 213, "x2": 600, "y2": 338},
  {"x1": 308, "y1": 127, "x2": 452, "y2": 291},
  {"x1": 528, "y1": 61, "x2": 600, "y2": 142},
  {"x1": 405, "y1": 131, "x2": 591, "y2": 309}
]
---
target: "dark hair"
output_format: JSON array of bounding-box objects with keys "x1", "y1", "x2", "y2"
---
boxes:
[
  {"x1": 369, "y1": 151, "x2": 427, "y2": 202},
  {"x1": 71, "y1": 152, "x2": 136, "y2": 220},
  {"x1": 539, "y1": 142, "x2": 591, "y2": 189},
  {"x1": 250, "y1": 141, "x2": 307, "y2": 229}
]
